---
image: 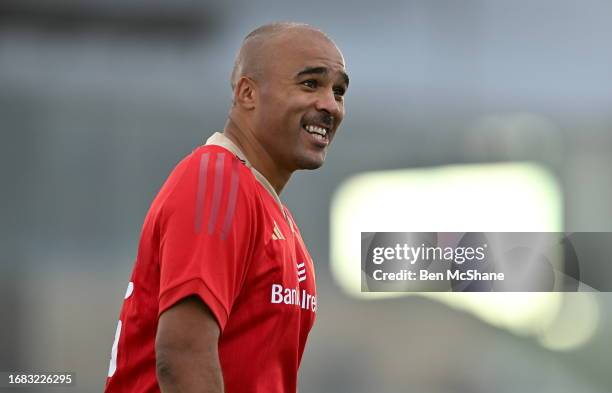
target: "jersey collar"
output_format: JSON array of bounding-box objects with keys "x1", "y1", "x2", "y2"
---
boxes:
[{"x1": 205, "y1": 132, "x2": 287, "y2": 218}]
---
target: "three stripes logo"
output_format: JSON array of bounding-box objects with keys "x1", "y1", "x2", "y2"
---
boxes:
[
  {"x1": 194, "y1": 151, "x2": 240, "y2": 240},
  {"x1": 297, "y1": 262, "x2": 307, "y2": 282},
  {"x1": 271, "y1": 220, "x2": 285, "y2": 240}
]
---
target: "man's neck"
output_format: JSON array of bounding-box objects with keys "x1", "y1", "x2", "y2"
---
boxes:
[{"x1": 223, "y1": 118, "x2": 291, "y2": 195}]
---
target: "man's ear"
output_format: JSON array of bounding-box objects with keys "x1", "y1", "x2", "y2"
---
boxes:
[{"x1": 233, "y1": 77, "x2": 257, "y2": 110}]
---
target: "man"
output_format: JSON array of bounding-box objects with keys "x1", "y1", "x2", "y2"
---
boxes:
[{"x1": 104, "y1": 22, "x2": 349, "y2": 393}]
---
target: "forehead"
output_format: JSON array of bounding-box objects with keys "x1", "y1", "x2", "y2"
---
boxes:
[{"x1": 266, "y1": 30, "x2": 346, "y2": 77}]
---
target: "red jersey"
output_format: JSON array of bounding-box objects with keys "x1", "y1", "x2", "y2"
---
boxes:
[{"x1": 105, "y1": 133, "x2": 317, "y2": 393}]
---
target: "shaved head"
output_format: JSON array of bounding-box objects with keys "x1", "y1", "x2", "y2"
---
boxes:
[
  {"x1": 230, "y1": 22, "x2": 338, "y2": 90},
  {"x1": 225, "y1": 21, "x2": 348, "y2": 185}
]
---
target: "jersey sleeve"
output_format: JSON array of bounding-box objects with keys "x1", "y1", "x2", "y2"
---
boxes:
[{"x1": 157, "y1": 148, "x2": 256, "y2": 330}]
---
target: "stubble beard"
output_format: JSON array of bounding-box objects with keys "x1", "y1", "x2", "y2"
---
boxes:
[{"x1": 294, "y1": 149, "x2": 326, "y2": 170}]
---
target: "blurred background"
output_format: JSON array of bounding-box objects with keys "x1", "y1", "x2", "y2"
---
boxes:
[{"x1": 1, "y1": 0, "x2": 611, "y2": 392}]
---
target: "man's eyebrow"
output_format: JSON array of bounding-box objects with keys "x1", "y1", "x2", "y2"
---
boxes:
[{"x1": 296, "y1": 66, "x2": 350, "y2": 87}]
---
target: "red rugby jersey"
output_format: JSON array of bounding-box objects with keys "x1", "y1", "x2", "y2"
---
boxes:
[{"x1": 105, "y1": 133, "x2": 317, "y2": 393}]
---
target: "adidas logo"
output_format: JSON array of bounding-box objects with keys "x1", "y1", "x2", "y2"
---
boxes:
[
  {"x1": 271, "y1": 220, "x2": 285, "y2": 240},
  {"x1": 297, "y1": 262, "x2": 306, "y2": 282}
]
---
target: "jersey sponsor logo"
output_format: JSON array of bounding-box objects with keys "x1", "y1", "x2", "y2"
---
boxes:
[
  {"x1": 296, "y1": 262, "x2": 307, "y2": 282},
  {"x1": 270, "y1": 283, "x2": 317, "y2": 312}
]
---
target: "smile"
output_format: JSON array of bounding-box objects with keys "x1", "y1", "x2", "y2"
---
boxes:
[
  {"x1": 302, "y1": 124, "x2": 329, "y2": 148},
  {"x1": 303, "y1": 124, "x2": 330, "y2": 145},
  {"x1": 304, "y1": 124, "x2": 328, "y2": 136}
]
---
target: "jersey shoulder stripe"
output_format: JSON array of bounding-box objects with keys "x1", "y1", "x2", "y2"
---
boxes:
[
  {"x1": 191, "y1": 145, "x2": 249, "y2": 238},
  {"x1": 220, "y1": 157, "x2": 241, "y2": 240}
]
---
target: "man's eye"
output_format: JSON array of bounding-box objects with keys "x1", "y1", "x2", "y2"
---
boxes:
[
  {"x1": 333, "y1": 87, "x2": 346, "y2": 97},
  {"x1": 301, "y1": 80, "x2": 317, "y2": 89}
]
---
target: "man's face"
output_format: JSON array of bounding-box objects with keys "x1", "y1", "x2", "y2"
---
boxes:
[{"x1": 252, "y1": 30, "x2": 349, "y2": 171}]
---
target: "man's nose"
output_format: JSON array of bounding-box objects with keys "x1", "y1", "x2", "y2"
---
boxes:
[{"x1": 315, "y1": 89, "x2": 342, "y2": 118}]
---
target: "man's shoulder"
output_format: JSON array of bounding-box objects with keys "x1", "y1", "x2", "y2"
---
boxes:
[
  {"x1": 146, "y1": 144, "x2": 262, "y2": 240},
  {"x1": 158, "y1": 144, "x2": 258, "y2": 209},
  {"x1": 188, "y1": 144, "x2": 257, "y2": 190},
  {"x1": 191, "y1": 144, "x2": 248, "y2": 166}
]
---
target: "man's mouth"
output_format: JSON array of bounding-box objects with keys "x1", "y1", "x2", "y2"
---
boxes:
[{"x1": 303, "y1": 124, "x2": 330, "y2": 144}]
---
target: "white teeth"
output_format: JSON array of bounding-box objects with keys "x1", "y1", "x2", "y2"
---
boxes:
[{"x1": 304, "y1": 125, "x2": 327, "y2": 136}]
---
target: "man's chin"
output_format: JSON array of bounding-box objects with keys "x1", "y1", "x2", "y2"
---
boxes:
[{"x1": 295, "y1": 154, "x2": 325, "y2": 170}]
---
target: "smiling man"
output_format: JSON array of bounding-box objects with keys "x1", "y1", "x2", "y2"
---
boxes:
[{"x1": 104, "y1": 22, "x2": 348, "y2": 393}]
